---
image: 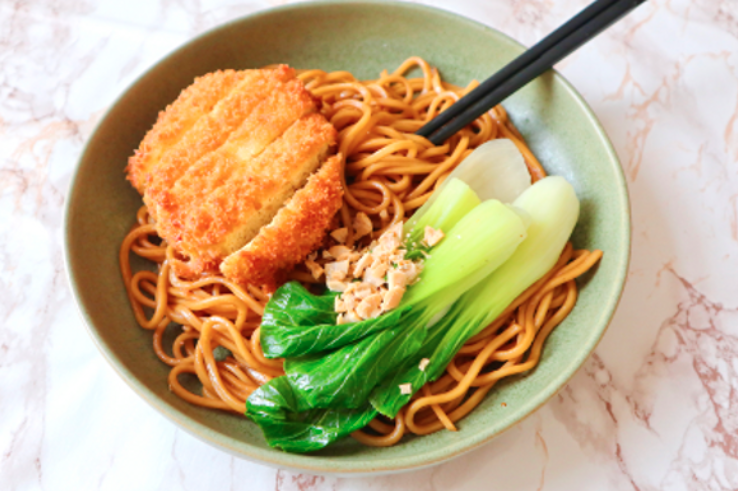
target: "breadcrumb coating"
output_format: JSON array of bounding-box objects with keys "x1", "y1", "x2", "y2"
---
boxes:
[
  {"x1": 220, "y1": 156, "x2": 344, "y2": 290},
  {"x1": 126, "y1": 69, "x2": 246, "y2": 194},
  {"x1": 126, "y1": 67, "x2": 342, "y2": 285}
]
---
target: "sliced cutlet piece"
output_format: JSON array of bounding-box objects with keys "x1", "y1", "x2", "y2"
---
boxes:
[
  {"x1": 152, "y1": 76, "x2": 318, "y2": 232},
  {"x1": 144, "y1": 65, "x2": 303, "y2": 220},
  {"x1": 170, "y1": 113, "x2": 337, "y2": 276},
  {"x1": 126, "y1": 69, "x2": 244, "y2": 194},
  {"x1": 220, "y1": 155, "x2": 343, "y2": 289}
]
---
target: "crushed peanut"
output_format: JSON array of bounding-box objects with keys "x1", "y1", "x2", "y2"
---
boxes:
[
  {"x1": 387, "y1": 270, "x2": 407, "y2": 290},
  {"x1": 326, "y1": 279, "x2": 348, "y2": 292},
  {"x1": 343, "y1": 310, "x2": 360, "y2": 323},
  {"x1": 343, "y1": 293, "x2": 357, "y2": 312},
  {"x1": 305, "y1": 259, "x2": 324, "y2": 280},
  {"x1": 330, "y1": 227, "x2": 348, "y2": 243},
  {"x1": 356, "y1": 292, "x2": 383, "y2": 319},
  {"x1": 418, "y1": 358, "x2": 430, "y2": 371},
  {"x1": 328, "y1": 245, "x2": 352, "y2": 261},
  {"x1": 353, "y1": 253, "x2": 373, "y2": 277},
  {"x1": 320, "y1": 221, "x2": 438, "y2": 324},
  {"x1": 353, "y1": 212, "x2": 373, "y2": 239},
  {"x1": 423, "y1": 226, "x2": 445, "y2": 247},
  {"x1": 399, "y1": 383, "x2": 412, "y2": 395},
  {"x1": 381, "y1": 286, "x2": 405, "y2": 311},
  {"x1": 325, "y1": 260, "x2": 349, "y2": 282},
  {"x1": 335, "y1": 296, "x2": 347, "y2": 313},
  {"x1": 303, "y1": 216, "x2": 445, "y2": 325}
]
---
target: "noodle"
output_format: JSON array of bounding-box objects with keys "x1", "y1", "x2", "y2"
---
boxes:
[{"x1": 120, "y1": 57, "x2": 602, "y2": 447}]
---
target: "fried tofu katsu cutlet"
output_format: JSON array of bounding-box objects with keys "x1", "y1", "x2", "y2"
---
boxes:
[
  {"x1": 126, "y1": 66, "x2": 342, "y2": 287},
  {"x1": 220, "y1": 155, "x2": 343, "y2": 289}
]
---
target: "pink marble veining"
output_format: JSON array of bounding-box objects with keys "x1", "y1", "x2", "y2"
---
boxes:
[{"x1": 1, "y1": 0, "x2": 737, "y2": 489}]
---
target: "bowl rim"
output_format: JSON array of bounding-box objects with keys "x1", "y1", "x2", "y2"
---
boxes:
[{"x1": 63, "y1": 0, "x2": 631, "y2": 476}]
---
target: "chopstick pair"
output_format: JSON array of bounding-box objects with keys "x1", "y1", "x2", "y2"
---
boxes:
[{"x1": 417, "y1": 0, "x2": 648, "y2": 145}]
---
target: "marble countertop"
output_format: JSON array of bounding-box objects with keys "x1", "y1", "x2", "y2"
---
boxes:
[{"x1": 3, "y1": 0, "x2": 737, "y2": 489}]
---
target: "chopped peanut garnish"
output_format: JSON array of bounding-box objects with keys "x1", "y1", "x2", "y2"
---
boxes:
[
  {"x1": 381, "y1": 286, "x2": 405, "y2": 311},
  {"x1": 352, "y1": 282, "x2": 374, "y2": 300},
  {"x1": 356, "y1": 292, "x2": 383, "y2": 319},
  {"x1": 399, "y1": 261, "x2": 422, "y2": 284},
  {"x1": 326, "y1": 219, "x2": 438, "y2": 324},
  {"x1": 327, "y1": 279, "x2": 348, "y2": 292},
  {"x1": 424, "y1": 226, "x2": 445, "y2": 247},
  {"x1": 378, "y1": 222, "x2": 403, "y2": 250},
  {"x1": 330, "y1": 227, "x2": 348, "y2": 243},
  {"x1": 389, "y1": 251, "x2": 406, "y2": 264},
  {"x1": 363, "y1": 267, "x2": 385, "y2": 288},
  {"x1": 387, "y1": 270, "x2": 407, "y2": 290},
  {"x1": 325, "y1": 260, "x2": 349, "y2": 280},
  {"x1": 305, "y1": 259, "x2": 324, "y2": 280},
  {"x1": 366, "y1": 261, "x2": 388, "y2": 281},
  {"x1": 343, "y1": 293, "x2": 357, "y2": 311},
  {"x1": 335, "y1": 296, "x2": 347, "y2": 313},
  {"x1": 343, "y1": 309, "x2": 361, "y2": 323},
  {"x1": 399, "y1": 383, "x2": 412, "y2": 395},
  {"x1": 328, "y1": 245, "x2": 352, "y2": 261},
  {"x1": 419, "y1": 358, "x2": 430, "y2": 371},
  {"x1": 353, "y1": 212, "x2": 373, "y2": 239},
  {"x1": 353, "y1": 253, "x2": 373, "y2": 277}
]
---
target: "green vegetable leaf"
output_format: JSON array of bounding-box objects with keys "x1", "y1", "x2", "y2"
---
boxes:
[
  {"x1": 260, "y1": 282, "x2": 407, "y2": 359},
  {"x1": 369, "y1": 312, "x2": 454, "y2": 417},
  {"x1": 284, "y1": 311, "x2": 428, "y2": 410},
  {"x1": 246, "y1": 377, "x2": 377, "y2": 453}
]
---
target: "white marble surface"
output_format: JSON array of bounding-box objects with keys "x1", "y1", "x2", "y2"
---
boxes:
[{"x1": 2, "y1": 0, "x2": 737, "y2": 489}]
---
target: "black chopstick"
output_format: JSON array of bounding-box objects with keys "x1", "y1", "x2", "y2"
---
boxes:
[
  {"x1": 416, "y1": 0, "x2": 620, "y2": 139},
  {"x1": 417, "y1": 0, "x2": 647, "y2": 145}
]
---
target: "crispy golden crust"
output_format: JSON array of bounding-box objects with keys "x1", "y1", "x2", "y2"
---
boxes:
[
  {"x1": 220, "y1": 156, "x2": 344, "y2": 289},
  {"x1": 127, "y1": 66, "x2": 340, "y2": 285},
  {"x1": 169, "y1": 113, "x2": 336, "y2": 273},
  {"x1": 144, "y1": 66, "x2": 302, "y2": 220},
  {"x1": 151, "y1": 76, "x2": 318, "y2": 232},
  {"x1": 126, "y1": 70, "x2": 244, "y2": 193}
]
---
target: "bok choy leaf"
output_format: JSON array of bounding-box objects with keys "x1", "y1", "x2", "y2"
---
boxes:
[
  {"x1": 260, "y1": 281, "x2": 409, "y2": 359},
  {"x1": 280, "y1": 196, "x2": 529, "y2": 413},
  {"x1": 369, "y1": 314, "x2": 452, "y2": 417},
  {"x1": 284, "y1": 310, "x2": 428, "y2": 409},
  {"x1": 247, "y1": 174, "x2": 539, "y2": 452},
  {"x1": 246, "y1": 377, "x2": 377, "y2": 453}
]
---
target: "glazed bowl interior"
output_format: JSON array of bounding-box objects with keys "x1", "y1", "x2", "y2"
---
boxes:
[{"x1": 64, "y1": 0, "x2": 630, "y2": 475}]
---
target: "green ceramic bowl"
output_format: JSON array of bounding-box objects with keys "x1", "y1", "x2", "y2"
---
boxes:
[{"x1": 64, "y1": 0, "x2": 630, "y2": 476}]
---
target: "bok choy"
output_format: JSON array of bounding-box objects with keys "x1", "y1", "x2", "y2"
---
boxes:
[
  {"x1": 370, "y1": 176, "x2": 581, "y2": 417},
  {"x1": 259, "y1": 180, "x2": 525, "y2": 361},
  {"x1": 266, "y1": 199, "x2": 528, "y2": 412},
  {"x1": 247, "y1": 197, "x2": 530, "y2": 451},
  {"x1": 245, "y1": 141, "x2": 582, "y2": 454}
]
